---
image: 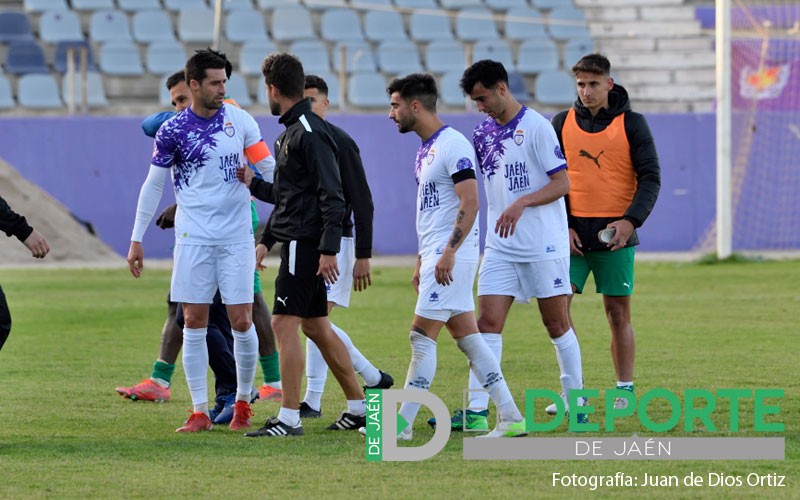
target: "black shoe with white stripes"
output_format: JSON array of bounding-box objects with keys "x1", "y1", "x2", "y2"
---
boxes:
[
  {"x1": 244, "y1": 416, "x2": 304, "y2": 437},
  {"x1": 325, "y1": 412, "x2": 367, "y2": 430}
]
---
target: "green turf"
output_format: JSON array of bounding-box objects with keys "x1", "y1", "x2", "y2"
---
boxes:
[{"x1": 0, "y1": 260, "x2": 798, "y2": 499}]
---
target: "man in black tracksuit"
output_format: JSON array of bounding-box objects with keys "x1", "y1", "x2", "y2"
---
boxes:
[
  {"x1": 551, "y1": 53, "x2": 660, "y2": 408},
  {"x1": 1, "y1": 195, "x2": 50, "y2": 351},
  {"x1": 237, "y1": 53, "x2": 366, "y2": 438}
]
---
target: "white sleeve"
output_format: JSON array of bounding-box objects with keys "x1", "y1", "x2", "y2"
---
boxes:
[
  {"x1": 253, "y1": 155, "x2": 275, "y2": 183},
  {"x1": 131, "y1": 165, "x2": 169, "y2": 242}
]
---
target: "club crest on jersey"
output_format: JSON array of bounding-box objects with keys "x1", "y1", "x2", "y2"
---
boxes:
[
  {"x1": 427, "y1": 148, "x2": 435, "y2": 165},
  {"x1": 224, "y1": 122, "x2": 235, "y2": 137},
  {"x1": 554, "y1": 145, "x2": 565, "y2": 160},
  {"x1": 514, "y1": 129, "x2": 524, "y2": 146},
  {"x1": 456, "y1": 157, "x2": 473, "y2": 171}
]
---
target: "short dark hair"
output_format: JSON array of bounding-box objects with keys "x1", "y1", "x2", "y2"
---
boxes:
[
  {"x1": 165, "y1": 70, "x2": 185, "y2": 91},
  {"x1": 459, "y1": 59, "x2": 508, "y2": 95},
  {"x1": 386, "y1": 73, "x2": 437, "y2": 112},
  {"x1": 261, "y1": 53, "x2": 304, "y2": 100},
  {"x1": 304, "y1": 74, "x2": 328, "y2": 96},
  {"x1": 185, "y1": 48, "x2": 230, "y2": 84},
  {"x1": 572, "y1": 53, "x2": 611, "y2": 76}
]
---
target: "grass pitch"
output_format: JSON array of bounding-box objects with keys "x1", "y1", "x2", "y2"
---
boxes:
[{"x1": 0, "y1": 259, "x2": 798, "y2": 499}]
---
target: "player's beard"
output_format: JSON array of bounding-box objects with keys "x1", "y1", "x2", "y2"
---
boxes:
[
  {"x1": 269, "y1": 98, "x2": 281, "y2": 116},
  {"x1": 397, "y1": 115, "x2": 415, "y2": 134}
]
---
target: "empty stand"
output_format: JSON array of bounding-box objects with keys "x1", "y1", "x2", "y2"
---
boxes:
[
  {"x1": 0, "y1": 75, "x2": 14, "y2": 108},
  {"x1": 226, "y1": 73, "x2": 252, "y2": 106},
  {"x1": 240, "y1": 40, "x2": 278, "y2": 75},
  {"x1": 39, "y1": 10, "x2": 84, "y2": 43},
  {"x1": 290, "y1": 40, "x2": 331, "y2": 74},
  {"x1": 440, "y1": 0, "x2": 482, "y2": 9},
  {"x1": 321, "y1": 8, "x2": 365, "y2": 42},
  {"x1": 61, "y1": 71, "x2": 109, "y2": 108},
  {"x1": 23, "y1": 0, "x2": 68, "y2": 12},
  {"x1": 225, "y1": 9, "x2": 269, "y2": 43},
  {"x1": 133, "y1": 10, "x2": 176, "y2": 43},
  {"x1": 332, "y1": 42, "x2": 377, "y2": 73},
  {"x1": 504, "y1": 7, "x2": 548, "y2": 41},
  {"x1": 484, "y1": 0, "x2": 527, "y2": 11},
  {"x1": 5, "y1": 40, "x2": 49, "y2": 74},
  {"x1": 393, "y1": 0, "x2": 437, "y2": 9},
  {"x1": 410, "y1": 11, "x2": 453, "y2": 42},
  {"x1": 439, "y1": 70, "x2": 467, "y2": 107},
  {"x1": 455, "y1": 8, "x2": 499, "y2": 42},
  {"x1": 377, "y1": 40, "x2": 423, "y2": 75},
  {"x1": 89, "y1": 10, "x2": 132, "y2": 43},
  {"x1": 507, "y1": 71, "x2": 530, "y2": 102},
  {"x1": 53, "y1": 40, "x2": 97, "y2": 73},
  {"x1": 364, "y1": 11, "x2": 407, "y2": 43},
  {"x1": 534, "y1": 69, "x2": 575, "y2": 105},
  {"x1": 563, "y1": 37, "x2": 594, "y2": 67},
  {"x1": 547, "y1": 6, "x2": 590, "y2": 42},
  {"x1": 146, "y1": 40, "x2": 188, "y2": 75},
  {"x1": 270, "y1": 5, "x2": 315, "y2": 42},
  {"x1": 118, "y1": 0, "x2": 162, "y2": 11},
  {"x1": 99, "y1": 41, "x2": 144, "y2": 76},
  {"x1": 424, "y1": 40, "x2": 466, "y2": 74},
  {"x1": 516, "y1": 38, "x2": 559, "y2": 75},
  {"x1": 222, "y1": 0, "x2": 256, "y2": 10},
  {"x1": 347, "y1": 72, "x2": 386, "y2": 108},
  {"x1": 71, "y1": 0, "x2": 115, "y2": 9},
  {"x1": 164, "y1": 0, "x2": 209, "y2": 11},
  {"x1": 0, "y1": 12, "x2": 35, "y2": 43},
  {"x1": 17, "y1": 73, "x2": 63, "y2": 108},
  {"x1": 178, "y1": 8, "x2": 215, "y2": 44},
  {"x1": 473, "y1": 39, "x2": 514, "y2": 70}
]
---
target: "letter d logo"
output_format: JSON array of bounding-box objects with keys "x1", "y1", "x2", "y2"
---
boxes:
[{"x1": 378, "y1": 389, "x2": 450, "y2": 461}]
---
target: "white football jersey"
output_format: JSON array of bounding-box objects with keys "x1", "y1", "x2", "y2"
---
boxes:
[
  {"x1": 415, "y1": 126, "x2": 480, "y2": 263},
  {"x1": 473, "y1": 106, "x2": 569, "y2": 262},
  {"x1": 152, "y1": 104, "x2": 261, "y2": 245}
]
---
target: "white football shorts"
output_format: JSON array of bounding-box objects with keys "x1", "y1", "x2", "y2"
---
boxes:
[
  {"x1": 171, "y1": 242, "x2": 255, "y2": 305},
  {"x1": 415, "y1": 257, "x2": 478, "y2": 322},
  {"x1": 326, "y1": 237, "x2": 355, "y2": 308},
  {"x1": 478, "y1": 253, "x2": 571, "y2": 302}
]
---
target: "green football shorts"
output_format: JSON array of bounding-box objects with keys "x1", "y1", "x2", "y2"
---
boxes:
[
  {"x1": 251, "y1": 200, "x2": 262, "y2": 295},
  {"x1": 570, "y1": 247, "x2": 635, "y2": 296}
]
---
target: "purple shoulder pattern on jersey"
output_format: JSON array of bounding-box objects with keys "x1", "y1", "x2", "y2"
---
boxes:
[
  {"x1": 413, "y1": 125, "x2": 449, "y2": 184},
  {"x1": 156, "y1": 109, "x2": 224, "y2": 191},
  {"x1": 472, "y1": 107, "x2": 527, "y2": 181}
]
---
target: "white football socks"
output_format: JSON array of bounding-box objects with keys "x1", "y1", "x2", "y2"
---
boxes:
[
  {"x1": 467, "y1": 332, "x2": 502, "y2": 411},
  {"x1": 182, "y1": 327, "x2": 209, "y2": 412},
  {"x1": 233, "y1": 324, "x2": 258, "y2": 401},
  {"x1": 398, "y1": 331, "x2": 437, "y2": 430},
  {"x1": 551, "y1": 328, "x2": 584, "y2": 405}
]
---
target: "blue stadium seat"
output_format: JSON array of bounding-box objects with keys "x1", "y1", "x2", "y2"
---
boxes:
[
  {"x1": 377, "y1": 40, "x2": 423, "y2": 75},
  {"x1": 347, "y1": 72, "x2": 386, "y2": 108},
  {"x1": 23, "y1": 0, "x2": 68, "y2": 12},
  {"x1": 164, "y1": 0, "x2": 209, "y2": 11},
  {"x1": 321, "y1": 9, "x2": 364, "y2": 42},
  {"x1": 332, "y1": 42, "x2": 377, "y2": 73},
  {"x1": 222, "y1": 0, "x2": 255, "y2": 10},
  {"x1": 0, "y1": 75, "x2": 15, "y2": 108},
  {"x1": 226, "y1": 72, "x2": 252, "y2": 106},
  {"x1": 54, "y1": 41, "x2": 97, "y2": 73},
  {"x1": 516, "y1": 38, "x2": 559, "y2": 75},
  {"x1": 99, "y1": 41, "x2": 144, "y2": 75},
  {"x1": 17, "y1": 73, "x2": 63, "y2": 108},
  {"x1": 0, "y1": 12, "x2": 35, "y2": 43},
  {"x1": 270, "y1": 6, "x2": 315, "y2": 42},
  {"x1": 439, "y1": 70, "x2": 467, "y2": 107},
  {"x1": 89, "y1": 10, "x2": 132, "y2": 43},
  {"x1": 440, "y1": 0, "x2": 482, "y2": 9},
  {"x1": 159, "y1": 74, "x2": 172, "y2": 107},
  {"x1": 351, "y1": 0, "x2": 392, "y2": 8},
  {"x1": 5, "y1": 40, "x2": 49, "y2": 74},
  {"x1": 364, "y1": 11, "x2": 408, "y2": 43},
  {"x1": 239, "y1": 40, "x2": 277, "y2": 75},
  {"x1": 455, "y1": 8, "x2": 499, "y2": 42},
  {"x1": 290, "y1": 40, "x2": 331, "y2": 74},
  {"x1": 39, "y1": 10, "x2": 85, "y2": 43},
  {"x1": 563, "y1": 37, "x2": 595, "y2": 67},
  {"x1": 118, "y1": 0, "x2": 162, "y2": 11},
  {"x1": 178, "y1": 8, "x2": 215, "y2": 43},
  {"x1": 225, "y1": 9, "x2": 269, "y2": 43},
  {"x1": 304, "y1": 0, "x2": 347, "y2": 10},
  {"x1": 61, "y1": 71, "x2": 109, "y2": 108},
  {"x1": 394, "y1": 0, "x2": 437, "y2": 7},
  {"x1": 473, "y1": 40, "x2": 514, "y2": 71},
  {"x1": 531, "y1": 0, "x2": 563, "y2": 9},
  {"x1": 504, "y1": 7, "x2": 549, "y2": 41},
  {"x1": 146, "y1": 40, "x2": 188, "y2": 75},
  {"x1": 72, "y1": 0, "x2": 115, "y2": 9},
  {"x1": 534, "y1": 69, "x2": 575, "y2": 105},
  {"x1": 315, "y1": 71, "x2": 340, "y2": 108},
  {"x1": 256, "y1": 0, "x2": 298, "y2": 8},
  {"x1": 484, "y1": 0, "x2": 527, "y2": 11},
  {"x1": 133, "y1": 10, "x2": 176, "y2": 43},
  {"x1": 410, "y1": 11, "x2": 454, "y2": 42},
  {"x1": 424, "y1": 40, "x2": 465, "y2": 74},
  {"x1": 547, "y1": 6, "x2": 590, "y2": 42},
  {"x1": 507, "y1": 71, "x2": 530, "y2": 102}
]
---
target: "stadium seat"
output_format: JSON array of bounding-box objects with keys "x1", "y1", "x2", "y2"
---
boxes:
[
  {"x1": 531, "y1": 0, "x2": 562, "y2": 9},
  {"x1": 99, "y1": 41, "x2": 144, "y2": 75},
  {"x1": 222, "y1": 0, "x2": 255, "y2": 10},
  {"x1": 454, "y1": 8, "x2": 499, "y2": 42},
  {"x1": 304, "y1": 0, "x2": 347, "y2": 10},
  {"x1": 347, "y1": 72, "x2": 386, "y2": 108},
  {"x1": 394, "y1": 0, "x2": 437, "y2": 8},
  {"x1": 351, "y1": 0, "x2": 392, "y2": 8},
  {"x1": 507, "y1": 71, "x2": 530, "y2": 102},
  {"x1": 240, "y1": 40, "x2": 278, "y2": 75},
  {"x1": 439, "y1": 70, "x2": 467, "y2": 107},
  {"x1": 256, "y1": 0, "x2": 297, "y2": 8},
  {"x1": 563, "y1": 37, "x2": 595, "y2": 67},
  {"x1": 332, "y1": 42, "x2": 377, "y2": 73},
  {"x1": 23, "y1": 0, "x2": 68, "y2": 12},
  {"x1": 39, "y1": 10, "x2": 85, "y2": 44},
  {"x1": 377, "y1": 40, "x2": 423, "y2": 75},
  {"x1": 290, "y1": 40, "x2": 331, "y2": 74},
  {"x1": 410, "y1": 11, "x2": 454, "y2": 42},
  {"x1": 321, "y1": 9, "x2": 364, "y2": 42},
  {"x1": 54, "y1": 41, "x2": 97, "y2": 73},
  {"x1": 440, "y1": 0, "x2": 482, "y2": 9},
  {"x1": 473, "y1": 40, "x2": 514, "y2": 70},
  {"x1": 0, "y1": 12, "x2": 35, "y2": 43},
  {"x1": 504, "y1": 7, "x2": 549, "y2": 41},
  {"x1": 516, "y1": 38, "x2": 559, "y2": 75},
  {"x1": 5, "y1": 40, "x2": 49, "y2": 75},
  {"x1": 0, "y1": 75, "x2": 15, "y2": 108},
  {"x1": 71, "y1": 0, "x2": 115, "y2": 9},
  {"x1": 17, "y1": 73, "x2": 63, "y2": 108},
  {"x1": 364, "y1": 11, "x2": 408, "y2": 43},
  {"x1": 61, "y1": 71, "x2": 109, "y2": 108},
  {"x1": 424, "y1": 40, "x2": 466, "y2": 74},
  {"x1": 225, "y1": 9, "x2": 269, "y2": 43},
  {"x1": 270, "y1": 6, "x2": 315, "y2": 42},
  {"x1": 484, "y1": 0, "x2": 527, "y2": 11},
  {"x1": 89, "y1": 10, "x2": 132, "y2": 43},
  {"x1": 133, "y1": 10, "x2": 176, "y2": 43},
  {"x1": 547, "y1": 6, "x2": 590, "y2": 42},
  {"x1": 159, "y1": 74, "x2": 172, "y2": 107},
  {"x1": 226, "y1": 72, "x2": 252, "y2": 106},
  {"x1": 317, "y1": 71, "x2": 340, "y2": 108},
  {"x1": 118, "y1": 0, "x2": 162, "y2": 11},
  {"x1": 164, "y1": 0, "x2": 209, "y2": 11},
  {"x1": 534, "y1": 69, "x2": 575, "y2": 105},
  {"x1": 178, "y1": 8, "x2": 215, "y2": 44},
  {"x1": 146, "y1": 40, "x2": 188, "y2": 75}
]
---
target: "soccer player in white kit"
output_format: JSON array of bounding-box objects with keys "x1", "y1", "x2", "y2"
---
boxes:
[
  {"x1": 127, "y1": 50, "x2": 274, "y2": 433},
  {"x1": 454, "y1": 60, "x2": 586, "y2": 427},
  {"x1": 387, "y1": 73, "x2": 526, "y2": 438}
]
